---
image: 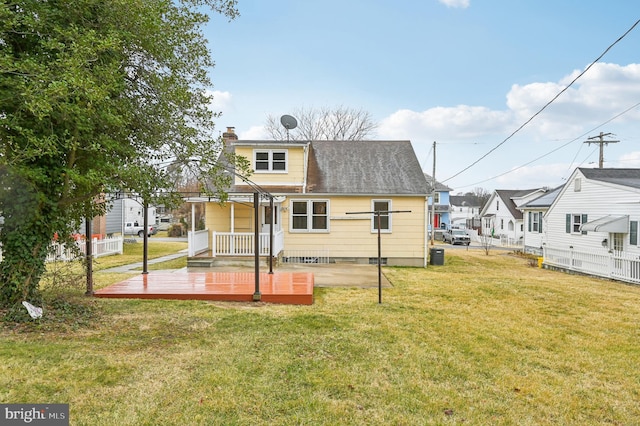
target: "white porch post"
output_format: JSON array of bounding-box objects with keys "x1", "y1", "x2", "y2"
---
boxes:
[
  {"x1": 230, "y1": 203, "x2": 235, "y2": 232},
  {"x1": 191, "y1": 202, "x2": 195, "y2": 239},
  {"x1": 230, "y1": 203, "x2": 235, "y2": 254}
]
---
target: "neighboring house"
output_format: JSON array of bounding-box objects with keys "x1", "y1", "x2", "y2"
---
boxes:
[
  {"x1": 424, "y1": 173, "x2": 452, "y2": 231},
  {"x1": 543, "y1": 168, "x2": 640, "y2": 284},
  {"x1": 449, "y1": 195, "x2": 483, "y2": 230},
  {"x1": 105, "y1": 198, "x2": 157, "y2": 236},
  {"x1": 517, "y1": 185, "x2": 563, "y2": 255},
  {"x1": 480, "y1": 188, "x2": 547, "y2": 245},
  {"x1": 189, "y1": 131, "x2": 430, "y2": 267}
]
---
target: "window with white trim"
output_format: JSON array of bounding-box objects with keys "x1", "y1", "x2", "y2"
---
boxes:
[
  {"x1": 254, "y1": 149, "x2": 287, "y2": 172},
  {"x1": 372, "y1": 200, "x2": 391, "y2": 232},
  {"x1": 291, "y1": 200, "x2": 328, "y2": 232},
  {"x1": 566, "y1": 213, "x2": 588, "y2": 234},
  {"x1": 529, "y1": 211, "x2": 542, "y2": 233}
]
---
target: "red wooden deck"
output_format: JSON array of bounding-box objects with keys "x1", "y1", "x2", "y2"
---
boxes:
[{"x1": 94, "y1": 271, "x2": 314, "y2": 305}]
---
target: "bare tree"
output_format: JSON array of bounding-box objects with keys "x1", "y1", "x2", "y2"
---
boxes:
[
  {"x1": 466, "y1": 187, "x2": 491, "y2": 209},
  {"x1": 265, "y1": 106, "x2": 378, "y2": 141}
]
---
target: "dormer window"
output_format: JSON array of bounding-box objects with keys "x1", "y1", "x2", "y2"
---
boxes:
[{"x1": 254, "y1": 149, "x2": 287, "y2": 172}]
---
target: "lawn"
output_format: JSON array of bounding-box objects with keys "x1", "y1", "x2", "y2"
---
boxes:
[{"x1": 2, "y1": 249, "x2": 640, "y2": 425}]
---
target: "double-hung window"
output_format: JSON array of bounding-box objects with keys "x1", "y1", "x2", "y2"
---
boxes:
[
  {"x1": 528, "y1": 211, "x2": 542, "y2": 233},
  {"x1": 372, "y1": 200, "x2": 391, "y2": 232},
  {"x1": 566, "y1": 213, "x2": 588, "y2": 234},
  {"x1": 291, "y1": 200, "x2": 328, "y2": 232},
  {"x1": 254, "y1": 150, "x2": 287, "y2": 172}
]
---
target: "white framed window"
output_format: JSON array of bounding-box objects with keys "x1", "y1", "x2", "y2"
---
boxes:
[
  {"x1": 566, "y1": 213, "x2": 587, "y2": 234},
  {"x1": 371, "y1": 199, "x2": 391, "y2": 233},
  {"x1": 290, "y1": 200, "x2": 329, "y2": 232},
  {"x1": 254, "y1": 149, "x2": 287, "y2": 172},
  {"x1": 433, "y1": 193, "x2": 440, "y2": 204},
  {"x1": 529, "y1": 211, "x2": 542, "y2": 233},
  {"x1": 574, "y1": 178, "x2": 582, "y2": 192}
]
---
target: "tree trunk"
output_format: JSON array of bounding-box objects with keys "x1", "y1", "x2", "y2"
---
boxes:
[{"x1": 0, "y1": 191, "x2": 51, "y2": 308}]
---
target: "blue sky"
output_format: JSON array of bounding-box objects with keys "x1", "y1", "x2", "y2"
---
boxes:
[{"x1": 204, "y1": 0, "x2": 640, "y2": 193}]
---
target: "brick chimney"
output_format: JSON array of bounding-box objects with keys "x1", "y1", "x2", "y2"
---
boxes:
[{"x1": 222, "y1": 126, "x2": 238, "y2": 144}]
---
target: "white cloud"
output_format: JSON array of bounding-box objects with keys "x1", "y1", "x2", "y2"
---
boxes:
[
  {"x1": 207, "y1": 90, "x2": 234, "y2": 113},
  {"x1": 380, "y1": 63, "x2": 640, "y2": 143},
  {"x1": 438, "y1": 0, "x2": 470, "y2": 9},
  {"x1": 378, "y1": 62, "x2": 640, "y2": 190},
  {"x1": 378, "y1": 106, "x2": 512, "y2": 141}
]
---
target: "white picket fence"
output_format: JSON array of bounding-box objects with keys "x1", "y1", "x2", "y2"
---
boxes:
[
  {"x1": 0, "y1": 236, "x2": 123, "y2": 263},
  {"x1": 543, "y1": 246, "x2": 640, "y2": 285}
]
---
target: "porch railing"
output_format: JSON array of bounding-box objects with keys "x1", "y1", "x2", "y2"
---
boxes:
[
  {"x1": 212, "y1": 230, "x2": 284, "y2": 257},
  {"x1": 543, "y1": 246, "x2": 640, "y2": 285},
  {"x1": 188, "y1": 229, "x2": 210, "y2": 257}
]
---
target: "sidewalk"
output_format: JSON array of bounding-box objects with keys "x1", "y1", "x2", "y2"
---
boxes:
[{"x1": 100, "y1": 250, "x2": 188, "y2": 273}]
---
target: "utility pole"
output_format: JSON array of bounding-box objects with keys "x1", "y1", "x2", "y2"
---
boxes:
[{"x1": 584, "y1": 132, "x2": 619, "y2": 168}]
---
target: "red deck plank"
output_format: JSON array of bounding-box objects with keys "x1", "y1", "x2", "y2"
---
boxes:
[{"x1": 94, "y1": 272, "x2": 314, "y2": 305}]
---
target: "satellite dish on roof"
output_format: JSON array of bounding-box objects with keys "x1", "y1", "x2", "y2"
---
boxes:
[
  {"x1": 280, "y1": 114, "x2": 298, "y2": 130},
  {"x1": 280, "y1": 115, "x2": 298, "y2": 142}
]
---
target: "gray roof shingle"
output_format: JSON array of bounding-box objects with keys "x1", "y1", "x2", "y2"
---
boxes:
[
  {"x1": 579, "y1": 168, "x2": 640, "y2": 190},
  {"x1": 306, "y1": 140, "x2": 428, "y2": 195}
]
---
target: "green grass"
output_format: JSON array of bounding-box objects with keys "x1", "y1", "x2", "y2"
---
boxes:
[
  {"x1": 92, "y1": 240, "x2": 187, "y2": 271},
  {"x1": 2, "y1": 250, "x2": 640, "y2": 425}
]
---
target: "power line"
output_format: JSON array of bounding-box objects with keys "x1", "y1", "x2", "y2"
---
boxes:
[{"x1": 442, "y1": 18, "x2": 640, "y2": 184}]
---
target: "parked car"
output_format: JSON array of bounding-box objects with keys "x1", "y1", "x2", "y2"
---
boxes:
[
  {"x1": 443, "y1": 229, "x2": 471, "y2": 245},
  {"x1": 124, "y1": 222, "x2": 155, "y2": 238}
]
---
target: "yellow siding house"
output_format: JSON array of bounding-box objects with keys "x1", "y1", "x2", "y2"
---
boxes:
[{"x1": 188, "y1": 130, "x2": 430, "y2": 267}]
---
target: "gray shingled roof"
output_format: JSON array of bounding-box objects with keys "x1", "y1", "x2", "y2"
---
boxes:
[
  {"x1": 579, "y1": 168, "x2": 640, "y2": 190},
  {"x1": 306, "y1": 140, "x2": 428, "y2": 195},
  {"x1": 495, "y1": 189, "x2": 541, "y2": 220},
  {"x1": 450, "y1": 195, "x2": 483, "y2": 207}
]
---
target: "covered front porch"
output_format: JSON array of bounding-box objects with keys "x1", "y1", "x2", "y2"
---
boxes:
[{"x1": 186, "y1": 194, "x2": 286, "y2": 266}]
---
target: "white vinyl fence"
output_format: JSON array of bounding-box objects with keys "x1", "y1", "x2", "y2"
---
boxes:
[
  {"x1": 0, "y1": 236, "x2": 123, "y2": 263},
  {"x1": 543, "y1": 246, "x2": 640, "y2": 285}
]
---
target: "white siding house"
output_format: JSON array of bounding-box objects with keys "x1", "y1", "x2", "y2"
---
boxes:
[
  {"x1": 543, "y1": 168, "x2": 640, "y2": 284},
  {"x1": 449, "y1": 195, "x2": 483, "y2": 229},
  {"x1": 480, "y1": 188, "x2": 546, "y2": 245},
  {"x1": 518, "y1": 186, "x2": 563, "y2": 255}
]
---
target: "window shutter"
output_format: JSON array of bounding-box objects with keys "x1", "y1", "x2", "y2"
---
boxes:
[
  {"x1": 581, "y1": 214, "x2": 588, "y2": 235},
  {"x1": 631, "y1": 221, "x2": 638, "y2": 246},
  {"x1": 566, "y1": 214, "x2": 571, "y2": 233},
  {"x1": 538, "y1": 213, "x2": 543, "y2": 234},
  {"x1": 528, "y1": 212, "x2": 532, "y2": 232}
]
